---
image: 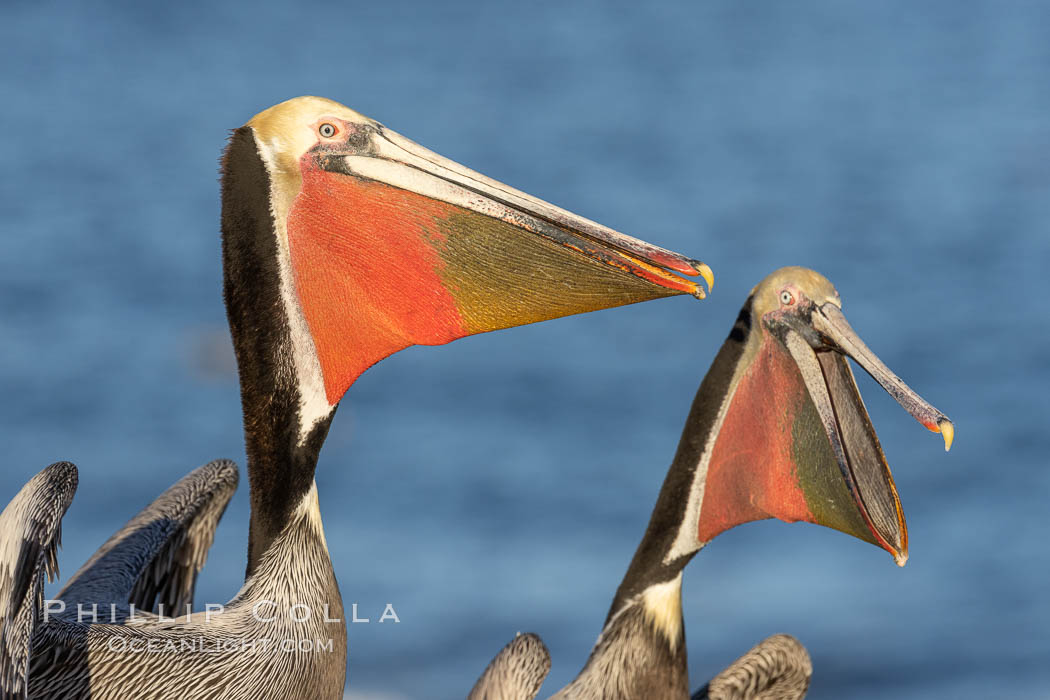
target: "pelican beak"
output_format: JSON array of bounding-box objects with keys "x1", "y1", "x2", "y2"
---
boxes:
[
  {"x1": 260, "y1": 108, "x2": 713, "y2": 405},
  {"x1": 781, "y1": 303, "x2": 954, "y2": 565},
  {"x1": 314, "y1": 123, "x2": 713, "y2": 298},
  {"x1": 812, "y1": 304, "x2": 954, "y2": 449}
]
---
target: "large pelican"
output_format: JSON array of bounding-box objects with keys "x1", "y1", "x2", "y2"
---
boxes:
[
  {"x1": 469, "y1": 267, "x2": 953, "y2": 700},
  {"x1": 0, "y1": 97, "x2": 710, "y2": 699}
]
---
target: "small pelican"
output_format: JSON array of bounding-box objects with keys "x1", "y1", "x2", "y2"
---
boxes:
[
  {"x1": 469, "y1": 267, "x2": 953, "y2": 700},
  {"x1": 0, "y1": 97, "x2": 710, "y2": 699}
]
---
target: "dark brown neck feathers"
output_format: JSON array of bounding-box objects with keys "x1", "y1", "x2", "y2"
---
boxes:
[
  {"x1": 219, "y1": 127, "x2": 333, "y2": 576},
  {"x1": 608, "y1": 299, "x2": 753, "y2": 620}
]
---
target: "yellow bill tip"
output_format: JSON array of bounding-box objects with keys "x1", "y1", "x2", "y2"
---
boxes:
[
  {"x1": 696, "y1": 262, "x2": 715, "y2": 294},
  {"x1": 938, "y1": 419, "x2": 954, "y2": 452}
]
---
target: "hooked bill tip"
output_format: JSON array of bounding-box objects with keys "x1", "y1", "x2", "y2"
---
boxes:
[
  {"x1": 938, "y1": 419, "x2": 954, "y2": 452},
  {"x1": 695, "y1": 262, "x2": 715, "y2": 294}
]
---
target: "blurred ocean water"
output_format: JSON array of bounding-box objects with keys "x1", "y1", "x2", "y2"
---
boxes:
[{"x1": 1, "y1": 1, "x2": 1047, "y2": 697}]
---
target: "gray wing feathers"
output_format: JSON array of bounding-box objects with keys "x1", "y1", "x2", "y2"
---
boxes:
[
  {"x1": 57, "y1": 459, "x2": 238, "y2": 616},
  {"x1": 468, "y1": 632, "x2": 551, "y2": 700},
  {"x1": 0, "y1": 462, "x2": 78, "y2": 698},
  {"x1": 692, "y1": 634, "x2": 812, "y2": 700}
]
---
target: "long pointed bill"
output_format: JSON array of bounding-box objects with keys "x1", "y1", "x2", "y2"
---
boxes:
[
  {"x1": 813, "y1": 304, "x2": 954, "y2": 451},
  {"x1": 780, "y1": 303, "x2": 954, "y2": 565},
  {"x1": 380, "y1": 127, "x2": 713, "y2": 290},
  {"x1": 319, "y1": 125, "x2": 712, "y2": 295},
  {"x1": 286, "y1": 123, "x2": 711, "y2": 405}
]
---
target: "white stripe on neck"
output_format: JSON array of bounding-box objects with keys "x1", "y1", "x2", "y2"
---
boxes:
[
  {"x1": 664, "y1": 380, "x2": 739, "y2": 563},
  {"x1": 255, "y1": 136, "x2": 334, "y2": 445}
]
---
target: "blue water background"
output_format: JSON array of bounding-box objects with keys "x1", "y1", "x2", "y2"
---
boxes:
[{"x1": 2, "y1": 1, "x2": 1047, "y2": 697}]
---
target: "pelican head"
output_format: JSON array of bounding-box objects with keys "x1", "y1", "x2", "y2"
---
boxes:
[
  {"x1": 673, "y1": 266, "x2": 953, "y2": 566},
  {"x1": 223, "y1": 96, "x2": 712, "y2": 413}
]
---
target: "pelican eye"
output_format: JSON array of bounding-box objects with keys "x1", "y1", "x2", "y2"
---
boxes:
[
  {"x1": 318, "y1": 123, "x2": 338, "y2": 138},
  {"x1": 779, "y1": 290, "x2": 795, "y2": 306}
]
